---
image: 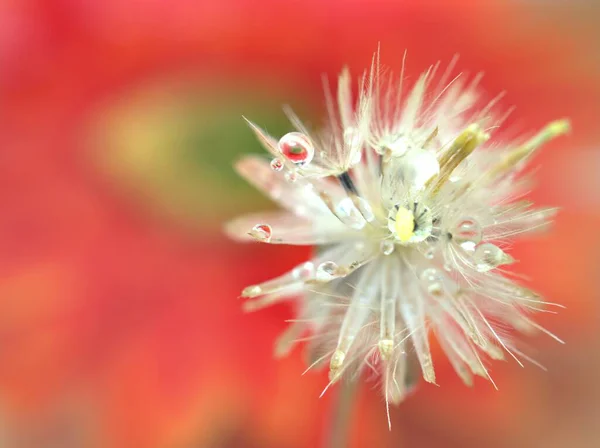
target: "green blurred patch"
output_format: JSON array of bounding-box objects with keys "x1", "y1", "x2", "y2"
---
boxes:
[{"x1": 87, "y1": 76, "x2": 315, "y2": 231}]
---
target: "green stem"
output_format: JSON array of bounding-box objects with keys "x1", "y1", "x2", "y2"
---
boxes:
[{"x1": 326, "y1": 379, "x2": 359, "y2": 448}]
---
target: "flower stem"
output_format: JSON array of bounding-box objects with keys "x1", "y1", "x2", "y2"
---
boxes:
[{"x1": 326, "y1": 379, "x2": 359, "y2": 448}]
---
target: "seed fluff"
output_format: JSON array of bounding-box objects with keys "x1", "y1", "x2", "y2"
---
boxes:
[{"x1": 226, "y1": 50, "x2": 569, "y2": 426}]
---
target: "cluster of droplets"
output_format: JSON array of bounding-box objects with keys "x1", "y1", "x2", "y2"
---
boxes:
[
  {"x1": 448, "y1": 217, "x2": 513, "y2": 272},
  {"x1": 291, "y1": 260, "x2": 347, "y2": 283},
  {"x1": 227, "y1": 55, "x2": 572, "y2": 423}
]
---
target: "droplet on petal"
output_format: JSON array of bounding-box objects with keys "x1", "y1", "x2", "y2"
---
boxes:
[
  {"x1": 278, "y1": 132, "x2": 315, "y2": 165},
  {"x1": 424, "y1": 247, "x2": 436, "y2": 259},
  {"x1": 472, "y1": 243, "x2": 514, "y2": 272},
  {"x1": 292, "y1": 262, "x2": 315, "y2": 280},
  {"x1": 249, "y1": 224, "x2": 272, "y2": 242},
  {"x1": 270, "y1": 158, "x2": 284, "y2": 171},
  {"x1": 451, "y1": 217, "x2": 482, "y2": 251},
  {"x1": 316, "y1": 261, "x2": 342, "y2": 282},
  {"x1": 380, "y1": 240, "x2": 395, "y2": 255},
  {"x1": 420, "y1": 268, "x2": 444, "y2": 296}
]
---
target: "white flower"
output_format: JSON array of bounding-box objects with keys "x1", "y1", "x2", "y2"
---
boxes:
[{"x1": 226, "y1": 51, "x2": 569, "y2": 422}]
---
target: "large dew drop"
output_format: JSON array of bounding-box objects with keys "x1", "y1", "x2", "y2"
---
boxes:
[
  {"x1": 472, "y1": 243, "x2": 513, "y2": 272},
  {"x1": 387, "y1": 148, "x2": 440, "y2": 189},
  {"x1": 278, "y1": 132, "x2": 315, "y2": 166}
]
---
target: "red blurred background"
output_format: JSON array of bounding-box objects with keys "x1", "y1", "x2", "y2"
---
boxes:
[{"x1": 0, "y1": 1, "x2": 599, "y2": 447}]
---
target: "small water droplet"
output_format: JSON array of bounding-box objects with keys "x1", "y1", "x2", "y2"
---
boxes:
[
  {"x1": 278, "y1": 132, "x2": 315, "y2": 165},
  {"x1": 249, "y1": 224, "x2": 272, "y2": 242},
  {"x1": 451, "y1": 217, "x2": 482, "y2": 251},
  {"x1": 316, "y1": 261, "x2": 341, "y2": 282},
  {"x1": 472, "y1": 243, "x2": 513, "y2": 272},
  {"x1": 424, "y1": 247, "x2": 436, "y2": 259},
  {"x1": 292, "y1": 262, "x2": 314, "y2": 280},
  {"x1": 420, "y1": 268, "x2": 444, "y2": 296},
  {"x1": 270, "y1": 158, "x2": 284, "y2": 171},
  {"x1": 284, "y1": 171, "x2": 298, "y2": 183},
  {"x1": 380, "y1": 240, "x2": 395, "y2": 255}
]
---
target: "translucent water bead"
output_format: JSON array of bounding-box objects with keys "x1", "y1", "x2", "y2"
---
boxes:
[
  {"x1": 472, "y1": 243, "x2": 514, "y2": 272},
  {"x1": 270, "y1": 158, "x2": 284, "y2": 171},
  {"x1": 380, "y1": 240, "x2": 395, "y2": 255},
  {"x1": 278, "y1": 132, "x2": 315, "y2": 166},
  {"x1": 316, "y1": 261, "x2": 343, "y2": 282},
  {"x1": 249, "y1": 224, "x2": 272, "y2": 242},
  {"x1": 451, "y1": 217, "x2": 482, "y2": 251}
]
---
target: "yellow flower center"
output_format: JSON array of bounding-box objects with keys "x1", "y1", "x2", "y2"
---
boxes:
[{"x1": 394, "y1": 207, "x2": 415, "y2": 243}]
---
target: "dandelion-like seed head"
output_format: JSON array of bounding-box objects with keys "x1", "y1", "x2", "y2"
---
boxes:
[{"x1": 227, "y1": 51, "x2": 569, "y2": 420}]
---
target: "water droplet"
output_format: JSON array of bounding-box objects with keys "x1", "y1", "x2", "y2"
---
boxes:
[
  {"x1": 472, "y1": 243, "x2": 513, "y2": 272},
  {"x1": 424, "y1": 247, "x2": 436, "y2": 259},
  {"x1": 380, "y1": 240, "x2": 395, "y2": 255},
  {"x1": 451, "y1": 217, "x2": 482, "y2": 252},
  {"x1": 335, "y1": 197, "x2": 372, "y2": 230},
  {"x1": 278, "y1": 132, "x2": 314, "y2": 165},
  {"x1": 284, "y1": 171, "x2": 298, "y2": 183},
  {"x1": 270, "y1": 158, "x2": 284, "y2": 171},
  {"x1": 292, "y1": 262, "x2": 314, "y2": 280},
  {"x1": 384, "y1": 148, "x2": 439, "y2": 189},
  {"x1": 249, "y1": 224, "x2": 272, "y2": 242},
  {"x1": 420, "y1": 268, "x2": 444, "y2": 296},
  {"x1": 316, "y1": 261, "x2": 342, "y2": 282}
]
